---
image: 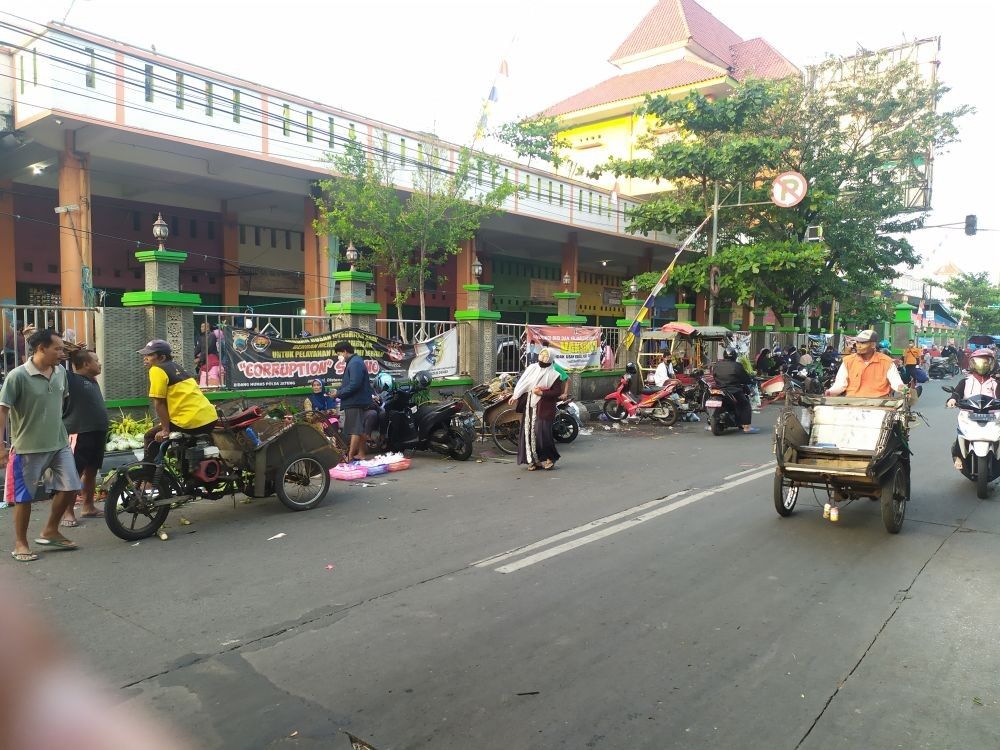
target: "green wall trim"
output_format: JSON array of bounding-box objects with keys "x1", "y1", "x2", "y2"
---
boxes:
[
  {"x1": 621, "y1": 298, "x2": 644, "y2": 306},
  {"x1": 332, "y1": 270, "x2": 374, "y2": 282},
  {"x1": 134, "y1": 249, "x2": 188, "y2": 264},
  {"x1": 325, "y1": 302, "x2": 382, "y2": 314},
  {"x1": 616, "y1": 318, "x2": 651, "y2": 327},
  {"x1": 121, "y1": 290, "x2": 203, "y2": 307},
  {"x1": 777, "y1": 326, "x2": 800, "y2": 333},
  {"x1": 546, "y1": 314, "x2": 588, "y2": 324},
  {"x1": 581, "y1": 368, "x2": 624, "y2": 378},
  {"x1": 674, "y1": 303, "x2": 695, "y2": 310},
  {"x1": 454, "y1": 309, "x2": 502, "y2": 321},
  {"x1": 748, "y1": 325, "x2": 769, "y2": 332},
  {"x1": 462, "y1": 284, "x2": 494, "y2": 291},
  {"x1": 553, "y1": 292, "x2": 582, "y2": 299}
]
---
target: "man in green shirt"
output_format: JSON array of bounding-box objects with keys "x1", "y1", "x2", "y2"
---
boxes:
[{"x1": 0, "y1": 328, "x2": 82, "y2": 561}]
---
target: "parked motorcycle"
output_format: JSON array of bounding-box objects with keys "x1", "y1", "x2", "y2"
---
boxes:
[
  {"x1": 603, "y1": 364, "x2": 679, "y2": 426},
  {"x1": 944, "y1": 385, "x2": 1000, "y2": 499},
  {"x1": 374, "y1": 371, "x2": 475, "y2": 460},
  {"x1": 553, "y1": 398, "x2": 582, "y2": 443},
  {"x1": 929, "y1": 356, "x2": 961, "y2": 379}
]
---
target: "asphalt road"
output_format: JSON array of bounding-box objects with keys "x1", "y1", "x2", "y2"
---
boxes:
[{"x1": 3, "y1": 378, "x2": 998, "y2": 750}]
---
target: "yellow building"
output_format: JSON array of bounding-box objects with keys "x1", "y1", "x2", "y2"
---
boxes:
[{"x1": 543, "y1": 0, "x2": 799, "y2": 198}]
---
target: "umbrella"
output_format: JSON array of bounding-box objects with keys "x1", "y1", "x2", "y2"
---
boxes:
[{"x1": 967, "y1": 334, "x2": 998, "y2": 345}]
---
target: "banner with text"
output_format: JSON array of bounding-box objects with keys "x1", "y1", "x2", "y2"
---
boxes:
[
  {"x1": 525, "y1": 325, "x2": 603, "y2": 371},
  {"x1": 225, "y1": 327, "x2": 458, "y2": 388}
]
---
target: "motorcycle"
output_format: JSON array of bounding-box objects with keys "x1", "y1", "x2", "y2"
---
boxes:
[
  {"x1": 929, "y1": 356, "x2": 960, "y2": 379},
  {"x1": 705, "y1": 385, "x2": 754, "y2": 435},
  {"x1": 603, "y1": 370, "x2": 680, "y2": 426},
  {"x1": 944, "y1": 385, "x2": 1000, "y2": 499},
  {"x1": 553, "y1": 398, "x2": 581, "y2": 443},
  {"x1": 375, "y1": 372, "x2": 475, "y2": 460}
]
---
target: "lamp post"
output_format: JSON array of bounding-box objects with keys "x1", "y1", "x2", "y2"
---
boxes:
[
  {"x1": 562, "y1": 272, "x2": 571, "y2": 291},
  {"x1": 152, "y1": 212, "x2": 169, "y2": 252},
  {"x1": 472, "y1": 256, "x2": 483, "y2": 280},
  {"x1": 345, "y1": 241, "x2": 359, "y2": 270},
  {"x1": 629, "y1": 279, "x2": 638, "y2": 296}
]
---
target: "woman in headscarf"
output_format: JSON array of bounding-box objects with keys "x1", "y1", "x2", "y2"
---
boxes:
[
  {"x1": 304, "y1": 379, "x2": 339, "y2": 437},
  {"x1": 509, "y1": 348, "x2": 565, "y2": 471}
]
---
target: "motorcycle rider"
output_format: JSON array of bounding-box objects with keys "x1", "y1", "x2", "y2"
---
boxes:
[
  {"x1": 825, "y1": 329, "x2": 904, "y2": 398},
  {"x1": 712, "y1": 347, "x2": 759, "y2": 434},
  {"x1": 945, "y1": 349, "x2": 998, "y2": 470}
]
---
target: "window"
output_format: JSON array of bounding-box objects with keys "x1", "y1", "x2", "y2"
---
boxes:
[
  {"x1": 253, "y1": 226, "x2": 261, "y2": 246},
  {"x1": 381, "y1": 131, "x2": 389, "y2": 162},
  {"x1": 306, "y1": 111, "x2": 313, "y2": 142},
  {"x1": 400, "y1": 137, "x2": 406, "y2": 164},
  {"x1": 207, "y1": 221, "x2": 215, "y2": 240},
  {"x1": 132, "y1": 211, "x2": 141, "y2": 231},
  {"x1": 282, "y1": 104, "x2": 291, "y2": 136},
  {"x1": 537, "y1": 177, "x2": 542, "y2": 200},
  {"x1": 208, "y1": 275, "x2": 216, "y2": 285},
  {"x1": 113, "y1": 269, "x2": 121, "y2": 278},
  {"x1": 205, "y1": 81, "x2": 213, "y2": 116},
  {"x1": 547, "y1": 181, "x2": 553, "y2": 204},
  {"x1": 270, "y1": 228, "x2": 277, "y2": 248},
  {"x1": 144, "y1": 64, "x2": 154, "y2": 102},
  {"x1": 329, "y1": 116, "x2": 336, "y2": 147},
  {"x1": 578, "y1": 190, "x2": 583, "y2": 211},
  {"x1": 588, "y1": 192, "x2": 593, "y2": 213},
  {"x1": 597, "y1": 195, "x2": 603, "y2": 216},
  {"x1": 239, "y1": 224, "x2": 246, "y2": 244},
  {"x1": 348, "y1": 123, "x2": 356, "y2": 142},
  {"x1": 170, "y1": 216, "x2": 179, "y2": 237},
  {"x1": 232, "y1": 90, "x2": 241, "y2": 123},
  {"x1": 175, "y1": 72, "x2": 184, "y2": 109},
  {"x1": 299, "y1": 234, "x2": 304, "y2": 252},
  {"x1": 189, "y1": 219, "x2": 197, "y2": 238},
  {"x1": 559, "y1": 184, "x2": 564, "y2": 207},
  {"x1": 23, "y1": 262, "x2": 32, "y2": 272},
  {"x1": 85, "y1": 47, "x2": 95, "y2": 88}
]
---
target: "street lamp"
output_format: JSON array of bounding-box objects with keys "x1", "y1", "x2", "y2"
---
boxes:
[
  {"x1": 471, "y1": 256, "x2": 483, "y2": 280},
  {"x1": 629, "y1": 279, "x2": 638, "y2": 296},
  {"x1": 562, "y1": 272, "x2": 571, "y2": 290},
  {"x1": 345, "y1": 241, "x2": 359, "y2": 270},
  {"x1": 152, "y1": 212, "x2": 169, "y2": 251}
]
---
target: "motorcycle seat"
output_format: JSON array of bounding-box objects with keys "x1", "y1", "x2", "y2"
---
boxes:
[{"x1": 215, "y1": 406, "x2": 265, "y2": 430}]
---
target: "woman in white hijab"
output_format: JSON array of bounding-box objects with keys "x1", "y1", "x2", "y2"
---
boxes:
[{"x1": 509, "y1": 347, "x2": 564, "y2": 470}]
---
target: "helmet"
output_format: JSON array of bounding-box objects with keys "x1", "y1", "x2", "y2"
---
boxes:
[
  {"x1": 722, "y1": 347, "x2": 737, "y2": 361},
  {"x1": 969, "y1": 349, "x2": 996, "y2": 376},
  {"x1": 413, "y1": 371, "x2": 433, "y2": 390},
  {"x1": 879, "y1": 339, "x2": 891, "y2": 351},
  {"x1": 374, "y1": 372, "x2": 394, "y2": 393},
  {"x1": 625, "y1": 362, "x2": 637, "y2": 375}
]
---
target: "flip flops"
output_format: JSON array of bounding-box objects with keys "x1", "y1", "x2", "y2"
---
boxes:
[
  {"x1": 34, "y1": 537, "x2": 78, "y2": 551},
  {"x1": 79, "y1": 510, "x2": 103, "y2": 518},
  {"x1": 10, "y1": 550, "x2": 38, "y2": 562},
  {"x1": 60, "y1": 519, "x2": 80, "y2": 528}
]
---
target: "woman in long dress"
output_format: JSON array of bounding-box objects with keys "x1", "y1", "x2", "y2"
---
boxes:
[{"x1": 510, "y1": 348, "x2": 565, "y2": 471}]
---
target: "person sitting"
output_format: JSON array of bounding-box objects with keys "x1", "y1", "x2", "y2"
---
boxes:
[
  {"x1": 945, "y1": 349, "x2": 998, "y2": 470},
  {"x1": 303, "y1": 379, "x2": 339, "y2": 438},
  {"x1": 712, "y1": 347, "x2": 758, "y2": 434},
  {"x1": 653, "y1": 352, "x2": 675, "y2": 387},
  {"x1": 755, "y1": 348, "x2": 775, "y2": 376},
  {"x1": 798, "y1": 347, "x2": 814, "y2": 366},
  {"x1": 824, "y1": 329, "x2": 904, "y2": 398},
  {"x1": 819, "y1": 345, "x2": 840, "y2": 369}
]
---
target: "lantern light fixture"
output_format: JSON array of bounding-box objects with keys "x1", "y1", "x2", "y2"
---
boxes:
[{"x1": 152, "y1": 212, "x2": 169, "y2": 251}]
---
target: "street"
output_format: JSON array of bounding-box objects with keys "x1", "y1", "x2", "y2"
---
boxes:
[{"x1": 3, "y1": 383, "x2": 999, "y2": 750}]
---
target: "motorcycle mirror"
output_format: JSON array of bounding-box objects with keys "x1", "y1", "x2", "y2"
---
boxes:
[{"x1": 941, "y1": 386, "x2": 953, "y2": 393}]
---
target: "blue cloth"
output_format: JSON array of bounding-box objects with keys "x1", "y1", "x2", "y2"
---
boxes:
[
  {"x1": 307, "y1": 392, "x2": 337, "y2": 411},
  {"x1": 337, "y1": 355, "x2": 373, "y2": 409}
]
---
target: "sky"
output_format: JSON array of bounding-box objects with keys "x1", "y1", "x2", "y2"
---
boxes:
[{"x1": 8, "y1": 0, "x2": 998, "y2": 279}]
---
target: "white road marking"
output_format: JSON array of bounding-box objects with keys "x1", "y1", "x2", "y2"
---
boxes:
[
  {"x1": 723, "y1": 462, "x2": 772, "y2": 481},
  {"x1": 471, "y1": 489, "x2": 693, "y2": 568},
  {"x1": 492, "y1": 466, "x2": 774, "y2": 574}
]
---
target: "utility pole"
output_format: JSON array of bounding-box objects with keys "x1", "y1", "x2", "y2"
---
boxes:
[{"x1": 708, "y1": 181, "x2": 719, "y2": 327}]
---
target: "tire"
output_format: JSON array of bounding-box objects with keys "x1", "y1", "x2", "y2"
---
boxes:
[
  {"x1": 603, "y1": 400, "x2": 627, "y2": 421},
  {"x1": 773, "y1": 469, "x2": 798, "y2": 517},
  {"x1": 275, "y1": 454, "x2": 329, "y2": 511},
  {"x1": 447, "y1": 428, "x2": 474, "y2": 461},
  {"x1": 104, "y1": 463, "x2": 171, "y2": 541},
  {"x1": 651, "y1": 399, "x2": 679, "y2": 426},
  {"x1": 552, "y1": 414, "x2": 579, "y2": 443},
  {"x1": 881, "y1": 461, "x2": 909, "y2": 533},
  {"x1": 976, "y1": 454, "x2": 990, "y2": 500},
  {"x1": 491, "y1": 408, "x2": 521, "y2": 456},
  {"x1": 710, "y1": 413, "x2": 725, "y2": 436}
]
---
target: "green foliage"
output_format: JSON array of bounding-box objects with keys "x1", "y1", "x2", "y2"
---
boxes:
[
  {"x1": 601, "y1": 54, "x2": 971, "y2": 319},
  {"x1": 943, "y1": 272, "x2": 1000, "y2": 333},
  {"x1": 494, "y1": 117, "x2": 570, "y2": 168}
]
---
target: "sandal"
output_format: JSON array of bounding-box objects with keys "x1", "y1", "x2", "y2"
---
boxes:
[
  {"x1": 541, "y1": 460, "x2": 555, "y2": 470},
  {"x1": 527, "y1": 464, "x2": 539, "y2": 471},
  {"x1": 11, "y1": 550, "x2": 38, "y2": 562},
  {"x1": 34, "y1": 537, "x2": 78, "y2": 551},
  {"x1": 60, "y1": 518, "x2": 80, "y2": 528}
]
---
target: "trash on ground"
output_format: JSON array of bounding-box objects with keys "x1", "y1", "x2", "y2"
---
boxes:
[
  {"x1": 267, "y1": 532, "x2": 286, "y2": 541},
  {"x1": 158, "y1": 531, "x2": 168, "y2": 541}
]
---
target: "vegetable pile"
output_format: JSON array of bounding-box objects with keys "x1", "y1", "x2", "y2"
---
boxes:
[{"x1": 106, "y1": 413, "x2": 153, "y2": 452}]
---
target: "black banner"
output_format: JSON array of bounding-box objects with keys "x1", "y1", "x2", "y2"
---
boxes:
[{"x1": 224, "y1": 327, "x2": 458, "y2": 389}]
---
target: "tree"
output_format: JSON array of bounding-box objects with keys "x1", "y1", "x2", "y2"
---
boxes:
[
  {"x1": 601, "y1": 54, "x2": 971, "y2": 320},
  {"x1": 942, "y1": 272, "x2": 1000, "y2": 333},
  {"x1": 315, "y1": 139, "x2": 518, "y2": 340},
  {"x1": 493, "y1": 117, "x2": 569, "y2": 168}
]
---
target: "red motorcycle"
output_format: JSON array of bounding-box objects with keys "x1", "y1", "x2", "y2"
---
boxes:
[{"x1": 603, "y1": 364, "x2": 680, "y2": 426}]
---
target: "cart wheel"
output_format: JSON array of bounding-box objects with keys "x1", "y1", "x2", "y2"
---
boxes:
[
  {"x1": 275, "y1": 454, "x2": 330, "y2": 511},
  {"x1": 603, "y1": 400, "x2": 627, "y2": 421},
  {"x1": 491, "y1": 408, "x2": 521, "y2": 456},
  {"x1": 773, "y1": 468, "x2": 798, "y2": 517},
  {"x1": 651, "y1": 399, "x2": 679, "y2": 426},
  {"x1": 104, "y1": 463, "x2": 171, "y2": 541},
  {"x1": 881, "y1": 461, "x2": 909, "y2": 533},
  {"x1": 710, "y1": 414, "x2": 725, "y2": 436},
  {"x1": 975, "y1": 455, "x2": 990, "y2": 500}
]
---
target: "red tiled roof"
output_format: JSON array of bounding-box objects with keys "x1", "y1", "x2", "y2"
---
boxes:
[
  {"x1": 730, "y1": 38, "x2": 800, "y2": 80},
  {"x1": 541, "y1": 59, "x2": 726, "y2": 117},
  {"x1": 609, "y1": 0, "x2": 743, "y2": 67}
]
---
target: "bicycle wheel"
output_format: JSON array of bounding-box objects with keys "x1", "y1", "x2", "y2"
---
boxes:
[{"x1": 491, "y1": 408, "x2": 521, "y2": 456}]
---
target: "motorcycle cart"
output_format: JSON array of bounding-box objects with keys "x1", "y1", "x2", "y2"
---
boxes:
[
  {"x1": 105, "y1": 409, "x2": 341, "y2": 541},
  {"x1": 772, "y1": 391, "x2": 912, "y2": 533}
]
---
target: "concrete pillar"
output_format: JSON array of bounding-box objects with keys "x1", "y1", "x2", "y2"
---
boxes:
[
  {"x1": 547, "y1": 292, "x2": 586, "y2": 325},
  {"x1": 890, "y1": 303, "x2": 915, "y2": 355},
  {"x1": 455, "y1": 283, "x2": 500, "y2": 384},
  {"x1": 749, "y1": 308, "x2": 769, "y2": 356},
  {"x1": 715, "y1": 307, "x2": 733, "y2": 330},
  {"x1": 326, "y1": 270, "x2": 379, "y2": 333},
  {"x1": 675, "y1": 303, "x2": 695, "y2": 323},
  {"x1": 778, "y1": 313, "x2": 798, "y2": 350},
  {"x1": 57, "y1": 131, "x2": 93, "y2": 308},
  {"x1": 0, "y1": 181, "x2": 15, "y2": 304},
  {"x1": 561, "y1": 232, "x2": 579, "y2": 292},
  {"x1": 221, "y1": 203, "x2": 240, "y2": 308},
  {"x1": 303, "y1": 197, "x2": 324, "y2": 320}
]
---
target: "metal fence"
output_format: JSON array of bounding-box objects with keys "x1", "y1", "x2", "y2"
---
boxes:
[
  {"x1": 2, "y1": 305, "x2": 99, "y2": 375},
  {"x1": 496, "y1": 322, "x2": 527, "y2": 375},
  {"x1": 194, "y1": 311, "x2": 332, "y2": 340},
  {"x1": 375, "y1": 318, "x2": 457, "y2": 343}
]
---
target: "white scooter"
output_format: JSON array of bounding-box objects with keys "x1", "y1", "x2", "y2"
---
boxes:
[{"x1": 944, "y1": 386, "x2": 1000, "y2": 499}]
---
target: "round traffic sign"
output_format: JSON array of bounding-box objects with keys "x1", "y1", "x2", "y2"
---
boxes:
[{"x1": 771, "y1": 171, "x2": 808, "y2": 208}]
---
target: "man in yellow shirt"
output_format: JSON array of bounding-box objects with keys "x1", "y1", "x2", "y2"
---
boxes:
[
  {"x1": 139, "y1": 340, "x2": 218, "y2": 461},
  {"x1": 902, "y1": 339, "x2": 922, "y2": 384}
]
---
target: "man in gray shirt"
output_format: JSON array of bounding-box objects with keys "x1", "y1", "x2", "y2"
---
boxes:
[
  {"x1": 0, "y1": 328, "x2": 82, "y2": 561},
  {"x1": 61, "y1": 349, "x2": 109, "y2": 526}
]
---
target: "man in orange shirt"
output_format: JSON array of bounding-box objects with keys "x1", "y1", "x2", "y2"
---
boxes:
[
  {"x1": 902, "y1": 339, "x2": 922, "y2": 383},
  {"x1": 825, "y1": 329, "x2": 904, "y2": 398}
]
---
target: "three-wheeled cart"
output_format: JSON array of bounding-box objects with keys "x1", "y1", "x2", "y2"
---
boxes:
[{"x1": 772, "y1": 392, "x2": 912, "y2": 533}]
